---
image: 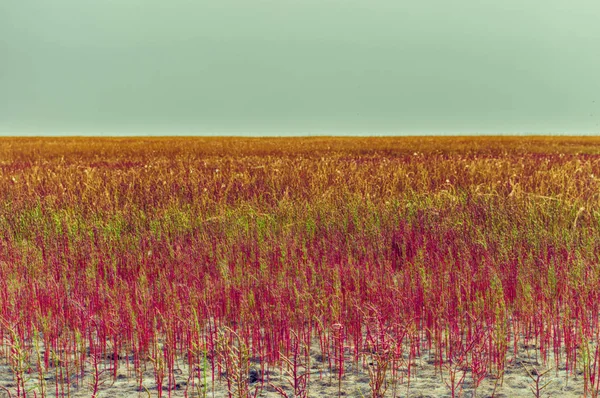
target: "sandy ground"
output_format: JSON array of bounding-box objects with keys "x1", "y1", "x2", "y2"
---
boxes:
[{"x1": 0, "y1": 336, "x2": 593, "y2": 398}]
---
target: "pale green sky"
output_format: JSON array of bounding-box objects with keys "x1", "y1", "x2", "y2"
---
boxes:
[{"x1": 1, "y1": 0, "x2": 599, "y2": 136}]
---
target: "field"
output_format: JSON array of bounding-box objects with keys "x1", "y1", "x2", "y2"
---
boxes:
[{"x1": 1, "y1": 136, "x2": 600, "y2": 397}]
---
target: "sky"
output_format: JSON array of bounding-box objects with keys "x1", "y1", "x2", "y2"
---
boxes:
[{"x1": 1, "y1": 0, "x2": 600, "y2": 136}]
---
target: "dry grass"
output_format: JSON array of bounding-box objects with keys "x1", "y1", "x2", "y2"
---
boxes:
[{"x1": 1, "y1": 136, "x2": 600, "y2": 397}]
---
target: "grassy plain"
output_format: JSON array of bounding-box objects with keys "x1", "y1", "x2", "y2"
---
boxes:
[{"x1": 1, "y1": 136, "x2": 600, "y2": 397}]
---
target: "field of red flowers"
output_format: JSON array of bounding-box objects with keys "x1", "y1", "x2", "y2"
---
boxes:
[{"x1": 1, "y1": 137, "x2": 600, "y2": 397}]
